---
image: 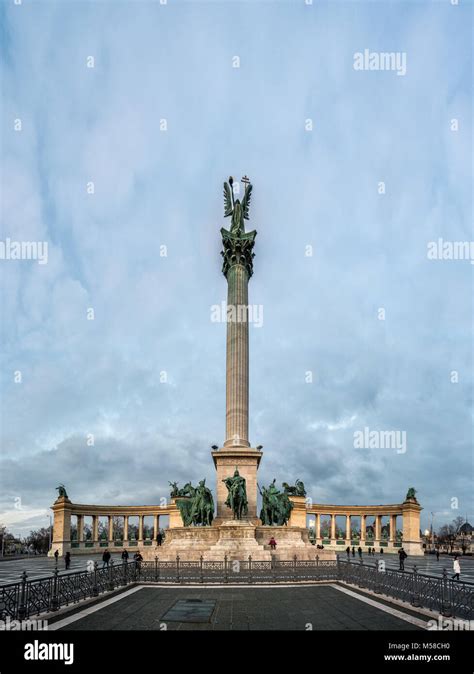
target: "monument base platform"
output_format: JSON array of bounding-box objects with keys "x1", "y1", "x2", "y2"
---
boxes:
[{"x1": 141, "y1": 521, "x2": 335, "y2": 562}]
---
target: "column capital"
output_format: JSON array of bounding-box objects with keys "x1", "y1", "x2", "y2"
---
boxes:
[{"x1": 221, "y1": 228, "x2": 256, "y2": 278}]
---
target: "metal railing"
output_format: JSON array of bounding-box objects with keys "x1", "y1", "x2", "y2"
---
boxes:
[{"x1": 0, "y1": 557, "x2": 472, "y2": 621}]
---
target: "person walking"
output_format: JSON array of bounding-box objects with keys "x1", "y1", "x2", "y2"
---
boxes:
[
  {"x1": 452, "y1": 555, "x2": 461, "y2": 581},
  {"x1": 398, "y1": 547, "x2": 407, "y2": 571},
  {"x1": 346, "y1": 546, "x2": 350, "y2": 559},
  {"x1": 121, "y1": 549, "x2": 129, "y2": 563},
  {"x1": 102, "y1": 549, "x2": 111, "y2": 569},
  {"x1": 54, "y1": 549, "x2": 59, "y2": 565},
  {"x1": 134, "y1": 550, "x2": 143, "y2": 572},
  {"x1": 358, "y1": 546, "x2": 362, "y2": 559},
  {"x1": 157, "y1": 532, "x2": 163, "y2": 547},
  {"x1": 64, "y1": 551, "x2": 71, "y2": 570},
  {"x1": 268, "y1": 536, "x2": 277, "y2": 550},
  {"x1": 351, "y1": 546, "x2": 355, "y2": 557},
  {"x1": 436, "y1": 549, "x2": 440, "y2": 561}
]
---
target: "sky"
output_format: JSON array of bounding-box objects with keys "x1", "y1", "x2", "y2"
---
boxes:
[{"x1": 0, "y1": 0, "x2": 472, "y2": 537}]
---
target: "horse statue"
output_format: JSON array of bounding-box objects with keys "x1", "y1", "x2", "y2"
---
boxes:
[
  {"x1": 223, "y1": 469, "x2": 248, "y2": 520},
  {"x1": 259, "y1": 480, "x2": 293, "y2": 526}
]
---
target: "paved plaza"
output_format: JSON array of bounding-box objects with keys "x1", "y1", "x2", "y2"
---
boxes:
[
  {"x1": 1, "y1": 553, "x2": 473, "y2": 585},
  {"x1": 51, "y1": 585, "x2": 426, "y2": 631}
]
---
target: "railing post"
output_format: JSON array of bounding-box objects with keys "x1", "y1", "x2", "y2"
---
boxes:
[
  {"x1": 122, "y1": 559, "x2": 128, "y2": 586},
  {"x1": 248, "y1": 555, "x2": 252, "y2": 584},
  {"x1": 51, "y1": 567, "x2": 59, "y2": 612},
  {"x1": 335, "y1": 553, "x2": 339, "y2": 580},
  {"x1": 107, "y1": 560, "x2": 114, "y2": 591},
  {"x1": 92, "y1": 561, "x2": 99, "y2": 596},
  {"x1": 440, "y1": 568, "x2": 452, "y2": 617},
  {"x1": 176, "y1": 555, "x2": 180, "y2": 582},
  {"x1": 18, "y1": 571, "x2": 28, "y2": 620},
  {"x1": 373, "y1": 561, "x2": 380, "y2": 594},
  {"x1": 271, "y1": 555, "x2": 276, "y2": 583},
  {"x1": 411, "y1": 564, "x2": 421, "y2": 607},
  {"x1": 293, "y1": 554, "x2": 297, "y2": 582},
  {"x1": 224, "y1": 554, "x2": 228, "y2": 584},
  {"x1": 154, "y1": 556, "x2": 158, "y2": 582},
  {"x1": 358, "y1": 557, "x2": 364, "y2": 588},
  {"x1": 199, "y1": 555, "x2": 204, "y2": 584}
]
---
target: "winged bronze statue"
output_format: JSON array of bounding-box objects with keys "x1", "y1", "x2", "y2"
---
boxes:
[{"x1": 223, "y1": 176, "x2": 253, "y2": 237}]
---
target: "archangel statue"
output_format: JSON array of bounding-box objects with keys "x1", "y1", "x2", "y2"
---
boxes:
[
  {"x1": 223, "y1": 176, "x2": 253, "y2": 237},
  {"x1": 221, "y1": 176, "x2": 257, "y2": 277}
]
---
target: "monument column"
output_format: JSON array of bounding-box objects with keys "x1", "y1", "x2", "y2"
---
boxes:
[{"x1": 212, "y1": 177, "x2": 262, "y2": 522}]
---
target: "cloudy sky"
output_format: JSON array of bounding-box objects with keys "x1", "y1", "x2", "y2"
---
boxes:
[{"x1": 1, "y1": 0, "x2": 472, "y2": 536}]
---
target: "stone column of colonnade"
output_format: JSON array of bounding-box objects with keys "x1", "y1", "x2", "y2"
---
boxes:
[{"x1": 224, "y1": 262, "x2": 250, "y2": 447}]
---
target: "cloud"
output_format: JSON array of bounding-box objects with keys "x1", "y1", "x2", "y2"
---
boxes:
[{"x1": 0, "y1": 1, "x2": 472, "y2": 535}]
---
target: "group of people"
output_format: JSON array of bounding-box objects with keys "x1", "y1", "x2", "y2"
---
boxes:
[
  {"x1": 101, "y1": 549, "x2": 143, "y2": 568},
  {"x1": 345, "y1": 546, "x2": 381, "y2": 558}
]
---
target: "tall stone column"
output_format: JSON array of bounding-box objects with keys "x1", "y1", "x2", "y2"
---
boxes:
[
  {"x1": 212, "y1": 177, "x2": 262, "y2": 522},
  {"x1": 224, "y1": 263, "x2": 250, "y2": 448}
]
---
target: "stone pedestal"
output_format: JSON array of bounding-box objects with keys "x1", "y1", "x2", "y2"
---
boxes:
[
  {"x1": 203, "y1": 520, "x2": 271, "y2": 561},
  {"x1": 212, "y1": 447, "x2": 262, "y2": 520},
  {"x1": 256, "y1": 526, "x2": 335, "y2": 561},
  {"x1": 402, "y1": 498, "x2": 423, "y2": 556},
  {"x1": 48, "y1": 496, "x2": 72, "y2": 556},
  {"x1": 288, "y1": 496, "x2": 307, "y2": 528}
]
